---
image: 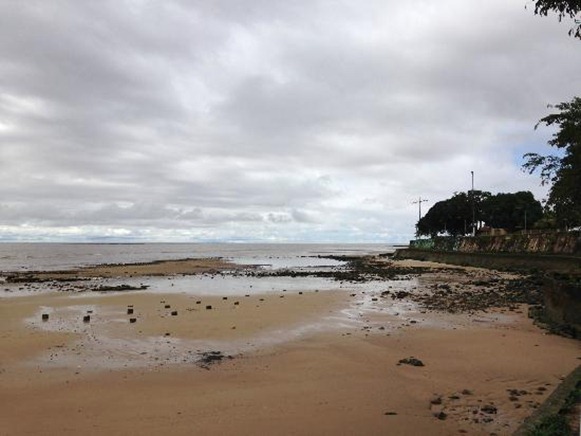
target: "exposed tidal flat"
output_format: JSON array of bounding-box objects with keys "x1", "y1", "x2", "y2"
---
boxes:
[{"x1": 0, "y1": 244, "x2": 579, "y2": 435}]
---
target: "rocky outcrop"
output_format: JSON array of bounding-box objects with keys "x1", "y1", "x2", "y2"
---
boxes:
[{"x1": 394, "y1": 247, "x2": 580, "y2": 339}]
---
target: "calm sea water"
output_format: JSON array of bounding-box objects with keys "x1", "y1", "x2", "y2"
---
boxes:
[{"x1": 0, "y1": 243, "x2": 398, "y2": 272}]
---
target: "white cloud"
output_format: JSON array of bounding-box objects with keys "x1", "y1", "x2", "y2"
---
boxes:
[{"x1": 0, "y1": 0, "x2": 578, "y2": 242}]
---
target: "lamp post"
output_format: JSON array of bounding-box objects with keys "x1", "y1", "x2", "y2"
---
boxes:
[{"x1": 471, "y1": 171, "x2": 475, "y2": 237}]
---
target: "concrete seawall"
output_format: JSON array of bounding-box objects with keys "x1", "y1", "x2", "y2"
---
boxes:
[
  {"x1": 394, "y1": 248, "x2": 581, "y2": 274},
  {"x1": 457, "y1": 232, "x2": 580, "y2": 255},
  {"x1": 411, "y1": 231, "x2": 581, "y2": 256}
]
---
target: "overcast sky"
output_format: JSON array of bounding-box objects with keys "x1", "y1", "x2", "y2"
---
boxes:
[{"x1": 0, "y1": 1, "x2": 579, "y2": 243}]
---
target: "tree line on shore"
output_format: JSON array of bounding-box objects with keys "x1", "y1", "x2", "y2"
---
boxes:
[{"x1": 416, "y1": 191, "x2": 544, "y2": 238}]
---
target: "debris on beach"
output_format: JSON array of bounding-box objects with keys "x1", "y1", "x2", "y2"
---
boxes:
[
  {"x1": 434, "y1": 411, "x2": 447, "y2": 420},
  {"x1": 397, "y1": 357, "x2": 425, "y2": 367},
  {"x1": 92, "y1": 284, "x2": 149, "y2": 292},
  {"x1": 197, "y1": 351, "x2": 233, "y2": 370}
]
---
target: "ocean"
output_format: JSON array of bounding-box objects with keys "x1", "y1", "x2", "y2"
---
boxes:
[
  {"x1": 0, "y1": 242, "x2": 397, "y2": 272},
  {"x1": 0, "y1": 243, "x2": 407, "y2": 299}
]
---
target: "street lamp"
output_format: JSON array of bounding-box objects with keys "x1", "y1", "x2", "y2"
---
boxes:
[{"x1": 471, "y1": 171, "x2": 475, "y2": 237}]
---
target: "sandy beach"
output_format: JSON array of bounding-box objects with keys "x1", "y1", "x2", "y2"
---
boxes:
[{"x1": 1, "y1": 257, "x2": 579, "y2": 435}]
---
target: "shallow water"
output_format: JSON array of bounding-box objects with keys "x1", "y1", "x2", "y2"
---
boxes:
[
  {"x1": 0, "y1": 242, "x2": 396, "y2": 298},
  {"x1": 0, "y1": 242, "x2": 395, "y2": 272}
]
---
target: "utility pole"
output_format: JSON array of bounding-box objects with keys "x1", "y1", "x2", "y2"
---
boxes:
[
  {"x1": 412, "y1": 196, "x2": 429, "y2": 221},
  {"x1": 471, "y1": 171, "x2": 475, "y2": 237}
]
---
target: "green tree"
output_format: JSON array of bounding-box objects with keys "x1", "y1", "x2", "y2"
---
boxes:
[
  {"x1": 417, "y1": 191, "x2": 490, "y2": 237},
  {"x1": 523, "y1": 96, "x2": 581, "y2": 229},
  {"x1": 481, "y1": 191, "x2": 543, "y2": 231},
  {"x1": 530, "y1": 0, "x2": 581, "y2": 39}
]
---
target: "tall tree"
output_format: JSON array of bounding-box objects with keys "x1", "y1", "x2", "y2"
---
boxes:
[
  {"x1": 416, "y1": 191, "x2": 490, "y2": 237},
  {"x1": 530, "y1": 0, "x2": 581, "y2": 39},
  {"x1": 523, "y1": 96, "x2": 581, "y2": 228},
  {"x1": 481, "y1": 191, "x2": 543, "y2": 231}
]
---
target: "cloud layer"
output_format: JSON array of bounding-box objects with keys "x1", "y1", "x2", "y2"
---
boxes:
[{"x1": 1, "y1": 0, "x2": 580, "y2": 242}]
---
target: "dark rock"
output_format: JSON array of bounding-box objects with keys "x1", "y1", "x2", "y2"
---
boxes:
[
  {"x1": 398, "y1": 357, "x2": 425, "y2": 367},
  {"x1": 197, "y1": 351, "x2": 232, "y2": 369},
  {"x1": 393, "y1": 291, "x2": 410, "y2": 299},
  {"x1": 435, "y1": 411, "x2": 447, "y2": 420},
  {"x1": 481, "y1": 405, "x2": 497, "y2": 414},
  {"x1": 93, "y1": 284, "x2": 148, "y2": 292},
  {"x1": 430, "y1": 396, "x2": 442, "y2": 405}
]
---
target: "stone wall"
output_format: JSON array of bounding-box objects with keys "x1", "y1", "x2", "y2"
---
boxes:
[
  {"x1": 394, "y1": 248, "x2": 581, "y2": 274},
  {"x1": 456, "y1": 231, "x2": 580, "y2": 255},
  {"x1": 411, "y1": 231, "x2": 581, "y2": 256}
]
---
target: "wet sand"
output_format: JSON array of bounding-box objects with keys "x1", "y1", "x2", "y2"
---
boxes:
[
  {"x1": 13, "y1": 257, "x2": 242, "y2": 280},
  {"x1": 1, "y1": 258, "x2": 579, "y2": 435}
]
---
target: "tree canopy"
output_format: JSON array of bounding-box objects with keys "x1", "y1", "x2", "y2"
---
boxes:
[
  {"x1": 530, "y1": 0, "x2": 581, "y2": 39},
  {"x1": 416, "y1": 191, "x2": 491, "y2": 238},
  {"x1": 480, "y1": 191, "x2": 543, "y2": 231},
  {"x1": 523, "y1": 96, "x2": 581, "y2": 228},
  {"x1": 416, "y1": 191, "x2": 543, "y2": 237}
]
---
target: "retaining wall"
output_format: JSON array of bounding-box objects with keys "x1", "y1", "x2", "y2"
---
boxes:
[{"x1": 411, "y1": 231, "x2": 581, "y2": 256}]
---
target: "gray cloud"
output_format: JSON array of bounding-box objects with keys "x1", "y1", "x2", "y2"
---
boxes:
[{"x1": 0, "y1": 0, "x2": 579, "y2": 242}]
